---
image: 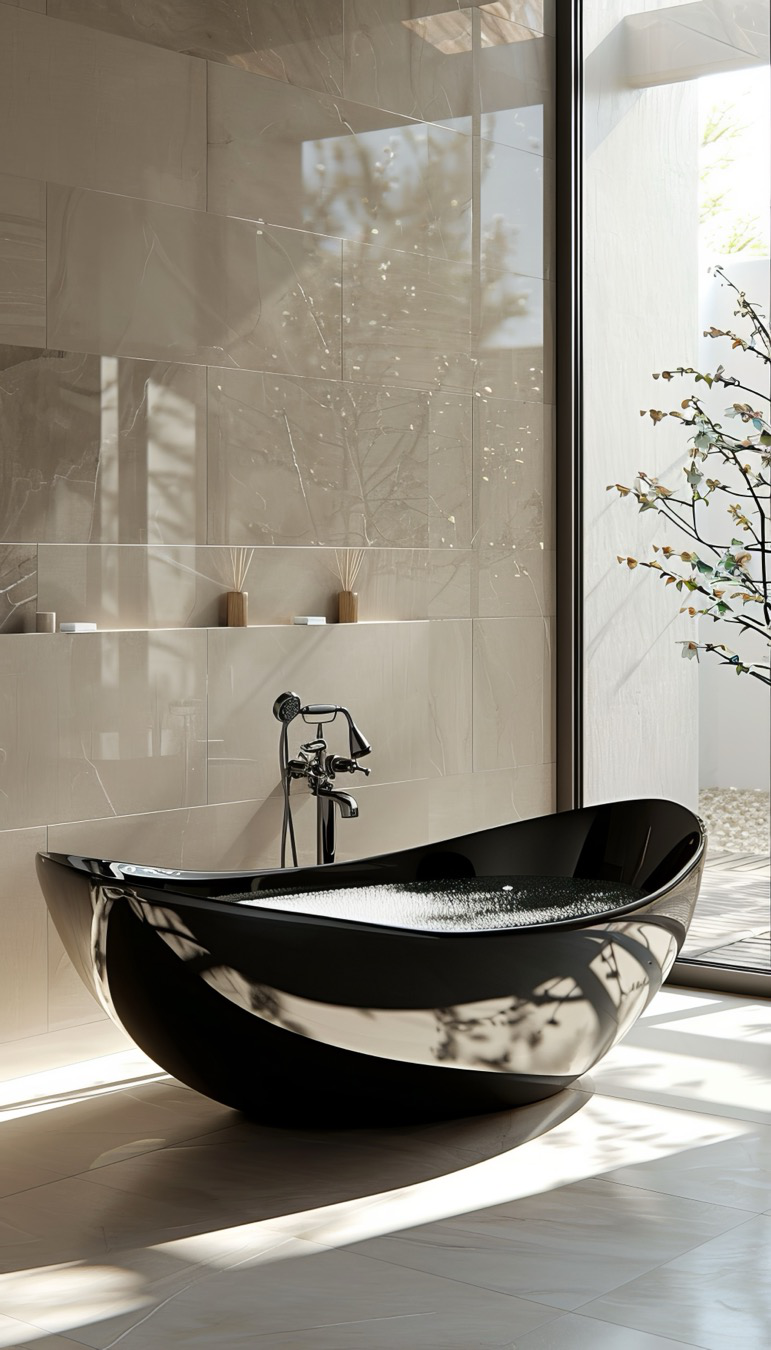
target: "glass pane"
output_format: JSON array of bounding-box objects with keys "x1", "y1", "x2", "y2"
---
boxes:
[{"x1": 582, "y1": 0, "x2": 770, "y2": 974}]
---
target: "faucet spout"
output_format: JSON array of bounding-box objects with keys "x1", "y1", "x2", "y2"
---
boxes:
[{"x1": 316, "y1": 783, "x2": 359, "y2": 818}]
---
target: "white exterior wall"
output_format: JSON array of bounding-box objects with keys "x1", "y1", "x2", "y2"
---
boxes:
[{"x1": 583, "y1": 0, "x2": 701, "y2": 809}]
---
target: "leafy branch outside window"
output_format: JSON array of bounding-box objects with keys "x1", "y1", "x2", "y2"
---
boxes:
[
  {"x1": 608, "y1": 268, "x2": 771, "y2": 687},
  {"x1": 700, "y1": 100, "x2": 767, "y2": 256}
]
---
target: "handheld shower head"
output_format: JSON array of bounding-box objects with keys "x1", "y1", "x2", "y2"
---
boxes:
[{"x1": 273, "y1": 692, "x2": 301, "y2": 724}]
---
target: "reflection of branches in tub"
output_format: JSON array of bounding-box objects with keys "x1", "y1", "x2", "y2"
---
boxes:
[
  {"x1": 203, "y1": 968, "x2": 311, "y2": 1039},
  {"x1": 433, "y1": 980, "x2": 587, "y2": 1070},
  {"x1": 125, "y1": 900, "x2": 312, "y2": 1036},
  {"x1": 124, "y1": 900, "x2": 675, "y2": 1075}
]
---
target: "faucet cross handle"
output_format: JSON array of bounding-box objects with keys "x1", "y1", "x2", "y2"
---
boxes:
[{"x1": 327, "y1": 755, "x2": 371, "y2": 777}]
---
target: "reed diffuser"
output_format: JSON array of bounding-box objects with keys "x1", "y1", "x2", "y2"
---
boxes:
[
  {"x1": 335, "y1": 548, "x2": 364, "y2": 623},
  {"x1": 222, "y1": 547, "x2": 254, "y2": 627}
]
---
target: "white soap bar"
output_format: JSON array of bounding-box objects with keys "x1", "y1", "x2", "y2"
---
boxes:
[
  {"x1": 59, "y1": 622, "x2": 98, "y2": 633},
  {"x1": 292, "y1": 616, "x2": 327, "y2": 625}
]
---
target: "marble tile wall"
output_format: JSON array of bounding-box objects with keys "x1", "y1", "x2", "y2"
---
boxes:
[{"x1": 0, "y1": 0, "x2": 555, "y2": 1041}]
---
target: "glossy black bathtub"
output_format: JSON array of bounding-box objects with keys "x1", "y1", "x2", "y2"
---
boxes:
[{"x1": 36, "y1": 799, "x2": 705, "y2": 1125}]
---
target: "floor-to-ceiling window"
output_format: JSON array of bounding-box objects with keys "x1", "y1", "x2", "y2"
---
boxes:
[{"x1": 579, "y1": 0, "x2": 770, "y2": 989}]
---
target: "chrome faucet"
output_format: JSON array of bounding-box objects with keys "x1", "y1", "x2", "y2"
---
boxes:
[
  {"x1": 316, "y1": 781, "x2": 359, "y2": 818},
  {"x1": 273, "y1": 694, "x2": 372, "y2": 866}
]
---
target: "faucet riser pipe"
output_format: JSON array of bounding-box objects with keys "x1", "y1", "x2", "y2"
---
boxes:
[{"x1": 317, "y1": 793, "x2": 336, "y2": 866}]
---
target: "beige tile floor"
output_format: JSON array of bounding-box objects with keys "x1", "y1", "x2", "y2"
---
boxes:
[{"x1": 0, "y1": 988, "x2": 769, "y2": 1349}]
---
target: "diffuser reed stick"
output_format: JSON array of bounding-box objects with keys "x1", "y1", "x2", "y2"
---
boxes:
[
  {"x1": 335, "y1": 548, "x2": 364, "y2": 593},
  {"x1": 221, "y1": 546, "x2": 254, "y2": 627},
  {"x1": 335, "y1": 548, "x2": 364, "y2": 623},
  {"x1": 229, "y1": 547, "x2": 254, "y2": 593}
]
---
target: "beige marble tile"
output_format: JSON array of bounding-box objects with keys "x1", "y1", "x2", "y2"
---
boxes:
[
  {"x1": 119, "y1": 1092, "x2": 585, "y2": 1234},
  {"x1": 0, "y1": 1080, "x2": 229, "y2": 1204},
  {"x1": 431, "y1": 546, "x2": 556, "y2": 623},
  {"x1": 0, "y1": 348, "x2": 206, "y2": 544},
  {"x1": 333, "y1": 777, "x2": 429, "y2": 862},
  {"x1": 0, "y1": 1315, "x2": 54, "y2": 1347},
  {"x1": 477, "y1": 545, "x2": 555, "y2": 619},
  {"x1": 0, "y1": 175, "x2": 45, "y2": 347},
  {"x1": 428, "y1": 391, "x2": 472, "y2": 549},
  {"x1": 47, "y1": 917, "x2": 106, "y2": 1035},
  {"x1": 208, "y1": 371, "x2": 430, "y2": 548},
  {"x1": 472, "y1": 616, "x2": 553, "y2": 772},
  {"x1": 583, "y1": 992, "x2": 771, "y2": 1126},
  {"x1": 0, "y1": 1020, "x2": 132, "y2": 1084},
  {"x1": 428, "y1": 762, "x2": 554, "y2": 840},
  {"x1": 488, "y1": 2, "x2": 555, "y2": 37},
  {"x1": 48, "y1": 0, "x2": 345, "y2": 96},
  {"x1": 0, "y1": 1172, "x2": 230, "y2": 1273},
  {"x1": 39, "y1": 547, "x2": 214, "y2": 632},
  {"x1": 208, "y1": 66, "x2": 472, "y2": 262},
  {"x1": 0, "y1": 1035, "x2": 759, "y2": 1346},
  {"x1": 473, "y1": 270, "x2": 554, "y2": 402},
  {"x1": 583, "y1": 1213, "x2": 771, "y2": 1350},
  {"x1": 49, "y1": 797, "x2": 299, "y2": 873},
  {"x1": 600, "y1": 1119, "x2": 771, "y2": 1214},
  {"x1": 346, "y1": 1177, "x2": 750, "y2": 1312},
  {"x1": 0, "y1": 827, "x2": 48, "y2": 1044},
  {"x1": 478, "y1": 22, "x2": 555, "y2": 158},
  {"x1": 428, "y1": 549, "x2": 474, "y2": 618},
  {"x1": 428, "y1": 620, "x2": 472, "y2": 777},
  {"x1": 0, "y1": 8, "x2": 206, "y2": 209},
  {"x1": 47, "y1": 188, "x2": 342, "y2": 378},
  {"x1": 51, "y1": 777, "x2": 427, "y2": 875},
  {"x1": 512, "y1": 1313, "x2": 706, "y2": 1349},
  {"x1": 474, "y1": 398, "x2": 553, "y2": 550},
  {"x1": 480, "y1": 140, "x2": 552, "y2": 282},
  {"x1": 0, "y1": 545, "x2": 36, "y2": 633},
  {"x1": 273, "y1": 1093, "x2": 748, "y2": 1254},
  {"x1": 342, "y1": 242, "x2": 473, "y2": 392},
  {"x1": 30, "y1": 1243, "x2": 557, "y2": 1348},
  {"x1": 0, "y1": 631, "x2": 207, "y2": 831},
  {"x1": 343, "y1": 0, "x2": 474, "y2": 123},
  {"x1": 207, "y1": 622, "x2": 430, "y2": 803}
]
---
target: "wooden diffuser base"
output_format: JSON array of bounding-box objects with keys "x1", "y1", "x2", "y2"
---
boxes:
[
  {"x1": 225, "y1": 591, "x2": 248, "y2": 626},
  {"x1": 338, "y1": 590, "x2": 358, "y2": 623}
]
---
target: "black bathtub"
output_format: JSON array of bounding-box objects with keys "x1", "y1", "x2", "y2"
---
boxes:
[{"x1": 36, "y1": 798, "x2": 705, "y2": 1125}]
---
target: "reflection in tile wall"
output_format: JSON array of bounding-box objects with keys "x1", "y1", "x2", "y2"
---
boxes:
[
  {"x1": 0, "y1": 174, "x2": 45, "y2": 347},
  {"x1": 47, "y1": 0, "x2": 346, "y2": 92},
  {"x1": 0, "y1": 347, "x2": 206, "y2": 543},
  {"x1": 0, "y1": 631, "x2": 207, "y2": 829},
  {"x1": 0, "y1": 0, "x2": 555, "y2": 1039},
  {"x1": 208, "y1": 371, "x2": 431, "y2": 547},
  {"x1": 47, "y1": 188, "x2": 343, "y2": 376},
  {"x1": 0, "y1": 6, "x2": 206, "y2": 208}
]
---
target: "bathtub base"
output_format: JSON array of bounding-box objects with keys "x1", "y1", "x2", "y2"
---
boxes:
[{"x1": 107, "y1": 896, "x2": 572, "y2": 1125}]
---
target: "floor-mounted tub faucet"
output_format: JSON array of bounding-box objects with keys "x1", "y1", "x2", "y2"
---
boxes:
[{"x1": 273, "y1": 693, "x2": 372, "y2": 866}]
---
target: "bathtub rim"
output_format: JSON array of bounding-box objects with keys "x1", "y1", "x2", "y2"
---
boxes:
[{"x1": 36, "y1": 797, "x2": 707, "y2": 940}]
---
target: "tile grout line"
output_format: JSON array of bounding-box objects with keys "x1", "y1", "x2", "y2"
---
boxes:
[
  {"x1": 567, "y1": 1305, "x2": 711, "y2": 1350},
  {"x1": 0, "y1": 1106, "x2": 231, "y2": 1206},
  {"x1": 582, "y1": 1082, "x2": 771, "y2": 1128},
  {"x1": 340, "y1": 1199, "x2": 764, "y2": 1329},
  {"x1": 566, "y1": 1208, "x2": 767, "y2": 1323}
]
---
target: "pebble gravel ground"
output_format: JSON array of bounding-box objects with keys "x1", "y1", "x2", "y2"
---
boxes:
[{"x1": 698, "y1": 786, "x2": 770, "y2": 854}]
